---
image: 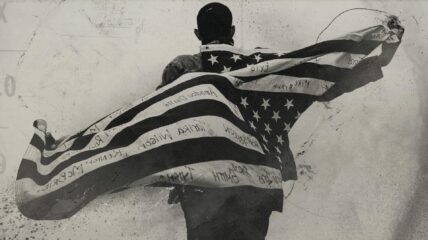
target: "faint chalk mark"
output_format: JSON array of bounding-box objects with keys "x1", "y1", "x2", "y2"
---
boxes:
[
  {"x1": 412, "y1": 16, "x2": 419, "y2": 28},
  {"x1": 16, "y1": 0, "x2": 66, "y2": 67},
  {"x1": 0, "y1": 50, "x2": 26, "y2": 53},
  {"x1": 0, "y1": 2, "x2": 7, "y2": 23},
  {"x1": 316, "y1": 8, "x2": 388, "y2": 43},
  {"x1": 17, "y1": 27, "x2": 39, "y2": 66},
  {"x1": 287, "y1": 200, "x2": 337, "y2": 221},
  {"x1": 81, "y1": 9, "x2": 109, "y2": 36},
  {"x1": 283, "y1": 181, "x2": 295, "y2": 199},
  {"x1": 297, "y1": 164, "x2": 315, "y2": 180},
  {"x1": 134, "y1": 19, "x2": 144, "y2": 43}
]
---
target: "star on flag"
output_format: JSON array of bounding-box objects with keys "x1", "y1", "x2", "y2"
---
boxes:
[
  {"x1": 240, "y1": 97, "x2": 249, "y2": 108},
  {"x1": 222, "y1": 65, "x2": 232, "y2": 73},
  {"x1": 231, "y1": 54, "x2": 242, "y2": 62},
  {"x1": 264, "y1": 123, "x2": 272, "y2": 134},
  {"x1": 253, "y1": 110, "x2": 261, "y2": 122},
  {"x1": 208, "y1": 54, "x2": 218, "y2": 65},
  {"x1": 272, "y1": 110, "x2": 281, "y2": 122},
  {"x1": 261, "y1": 98, "x2": 271, "y2": 110},
  {"x1": 284, "y1": 99, "x2": 294, "y2": 110}
]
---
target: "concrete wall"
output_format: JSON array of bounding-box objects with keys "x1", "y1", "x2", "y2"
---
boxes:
[{"x1": 0, "y1": 0, "x2": 427, "y2": 239}]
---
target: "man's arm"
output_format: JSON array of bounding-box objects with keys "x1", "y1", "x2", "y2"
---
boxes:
[{"x1": 318, "y1": 23, "x2": 404, "y2": 102}]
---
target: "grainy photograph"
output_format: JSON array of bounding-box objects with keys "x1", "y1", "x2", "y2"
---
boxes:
[{"x1": 0, "y1": 0, "x2": 427, "y2": 239}]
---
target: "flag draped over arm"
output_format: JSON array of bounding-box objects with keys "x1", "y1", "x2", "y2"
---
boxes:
[{"x1": 15, "y1": 24, "x2": 398, "y2": 220}]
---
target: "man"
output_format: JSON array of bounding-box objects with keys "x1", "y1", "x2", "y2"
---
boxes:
[
  {"x1": 159, "y1": 2, "x2": 404, "y2": 240},
  {"x1": 160, "y1": 4, "x2": 283, "y2": 240}
]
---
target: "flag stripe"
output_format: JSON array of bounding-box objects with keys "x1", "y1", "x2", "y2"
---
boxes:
[
  {"x1": 235, "y1": 74, "x2": 335, "y2": 96},
  {"x1": 236, "y1": 62, "x2": 354, "y2": 83},
  {"x1": 29, "y1": 134, "x2": 45, "y2": 151}
]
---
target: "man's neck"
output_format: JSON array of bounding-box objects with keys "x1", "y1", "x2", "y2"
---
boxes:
[{"x1": 204, "y1": 38, "x2": 234, "y2": 46}]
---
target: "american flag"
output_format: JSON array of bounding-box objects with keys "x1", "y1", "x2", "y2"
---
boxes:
[{"x1": 15, "y1": 24, "x2": 397, "y2": 220}]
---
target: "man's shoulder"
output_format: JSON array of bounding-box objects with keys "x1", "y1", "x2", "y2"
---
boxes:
[
  {"x1": 168, "y1": 53, "x2": 202, "y2": 68},
  {"x1": 158, "y1": 53, "x2": 202, "y2": 89}
]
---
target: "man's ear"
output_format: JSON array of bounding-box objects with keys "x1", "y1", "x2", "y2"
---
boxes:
[
  {"x1": 194, "y1": 29, "x2": 202, "y2": 41},
  {"x1": 229, "y1": 25, "x2": 235, "y2": 39}
]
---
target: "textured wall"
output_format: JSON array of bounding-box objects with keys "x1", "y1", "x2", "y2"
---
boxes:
[{"x1": 0, "y1": 0, "x2": 427, "y2": 239}]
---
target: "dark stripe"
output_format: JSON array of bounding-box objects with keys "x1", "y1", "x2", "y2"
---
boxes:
[
  {"x1": 38, "y1": 134, "x2": 97, "y2": 165},
  {"x1": 29, "y1": 134, "x2": 45, "y2": 151},
  {"x1": 281, "y1": 39, "x2": 381, "y2": 58},
  {"x1": 16, "y1": 134, "x2": 45, "y2": 182},
  {"x1": 17, "y1": 136, "x2": 277, "y2": 185}
]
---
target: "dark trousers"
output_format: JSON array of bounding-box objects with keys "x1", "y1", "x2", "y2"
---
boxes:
[{"x1": 179, "y1": 187, "x2": 273, "y2": 240}]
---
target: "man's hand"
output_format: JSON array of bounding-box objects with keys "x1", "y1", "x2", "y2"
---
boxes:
[
  {"x1": 33, "y1": 119, "x2": 65, "y2": 150},
  {"x1": 378, "y1": 16, "x2": 405, "y2": 67}
]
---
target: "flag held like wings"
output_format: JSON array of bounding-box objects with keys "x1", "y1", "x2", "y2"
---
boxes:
[{"x1": 15, "y1": 23, "x2": 398, "y2": 220}]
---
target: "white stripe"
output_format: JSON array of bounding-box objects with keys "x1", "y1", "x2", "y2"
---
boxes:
[
  {"x1": 24, "y1": 116, "x2": 263, "y2": 176},
  {"x1": 333, "y1": 25, "x2": 389, "y2": 42},
  {"x1": 226, "y1": 56, "x2": 318, "y2": 77},
  {"x1": 234, "y1": 74, "x2": 335, "y2": 96},
  {"x1": 43, "y1": 137, "x2": 76, "y2": 158},
  {"x1": 23, "y1": 145, "x2": 42, "y2": 163},
  {"x1": 225, "y1": 52, "x2": 367, "y2": 78},
  {"x1": 311, "y1": 52, "x2": 368, "y2": 69},
  {"x1": 16, "y1": 160, "x2": 281, "y2": 205},
  {"x1": 130, "y1": 160, "x2": 282, "y2": 189}
]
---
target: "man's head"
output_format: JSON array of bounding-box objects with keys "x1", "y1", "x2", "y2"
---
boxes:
[{"x1": 195, "y1": 2, "x2": 235, "y2": 45}]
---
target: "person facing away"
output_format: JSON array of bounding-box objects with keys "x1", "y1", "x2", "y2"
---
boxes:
[{"x1": 157, "y1": 2, "x2": 404, "y2": 240}]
